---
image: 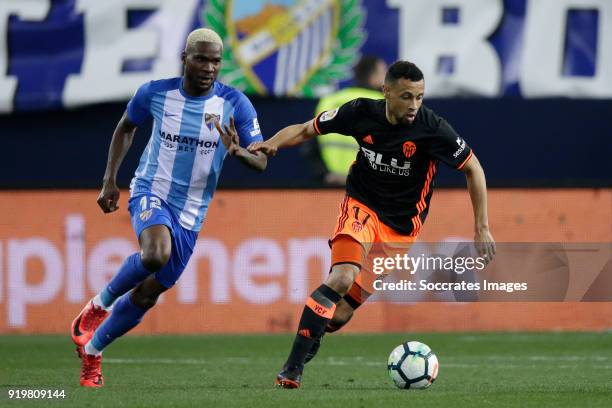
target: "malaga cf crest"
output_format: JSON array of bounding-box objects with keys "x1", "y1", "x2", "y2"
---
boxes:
[
  {"x1": 139, "y1": 209, "x2": 153, "y2": 222},
  {"x1": 204, "y1": 0, "x2": 365, "y2": 97}
]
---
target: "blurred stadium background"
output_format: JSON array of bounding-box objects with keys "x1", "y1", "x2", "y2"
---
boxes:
[{"x1": 0, "y1": 0, "x2": 611, "y2": 403}]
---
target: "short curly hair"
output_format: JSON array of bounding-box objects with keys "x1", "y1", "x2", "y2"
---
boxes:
[{"x1": 384, "y1": 60, "x2": 424, "y2": 83}]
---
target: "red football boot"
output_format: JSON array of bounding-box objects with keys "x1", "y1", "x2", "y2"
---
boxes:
[
  {"x1": 71, "y1": 300, "x2": 109, "y2": 347},
  {"x1": 76, "y1": 345, "x2": 104, "y2": 388}
]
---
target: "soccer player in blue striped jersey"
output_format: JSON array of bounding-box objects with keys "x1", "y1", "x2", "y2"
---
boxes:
[{"x1": 70, "y1": 28, "x2": 267, "y2": 388}]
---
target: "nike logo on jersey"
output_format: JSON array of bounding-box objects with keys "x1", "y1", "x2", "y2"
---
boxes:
[
  {"x1": 362, "y1": 135, "x2": 374, "y2": 144},
  {"x1": 164, "y1": 112, "x2": 178, "y2": 117}
]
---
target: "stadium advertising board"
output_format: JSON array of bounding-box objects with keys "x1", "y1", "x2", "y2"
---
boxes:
[{"x1": 0, "y1": 189, "x2": 610, "y2": 333}]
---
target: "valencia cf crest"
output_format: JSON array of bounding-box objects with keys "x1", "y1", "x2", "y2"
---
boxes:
[
  {"x1": 352, "y1": 220, "x2": 363, "y2": 233},
  {"x1": 402, "y1": 141, "x2": 416, "y2": 158},
  {"x1": 204, "y1": 0, "x2": 366, "y2": 97}
]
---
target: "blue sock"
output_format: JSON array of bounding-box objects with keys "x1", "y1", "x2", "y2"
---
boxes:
[
  {"x1": 99, "y1": 253, "x2": 150, "y2": 308},
  {"x1": 91, "y1": 294, "x2": 148, "y2": 352}
]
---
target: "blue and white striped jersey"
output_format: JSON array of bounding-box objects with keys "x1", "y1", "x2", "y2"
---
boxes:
[{"x1": 126, "y1": 77, "x2": 263, "y2": 231}]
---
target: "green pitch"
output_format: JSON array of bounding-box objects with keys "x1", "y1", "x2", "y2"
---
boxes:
[{"x1": 2, "y1": 332, "x2": 611, "y2": 407}]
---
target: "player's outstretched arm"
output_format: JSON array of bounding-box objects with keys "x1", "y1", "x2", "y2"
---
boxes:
[
  {"x1": 215, "y1": 117, "x2": 267, "y2": 172},
  {"x1": 97, "y1": 111, "x2": 138, "y2": 213},
  {"x1": 460, "y1": 154, "x2": 496, "y2": 262},
  {"x1": 247, "y1": 120, "x2": 317, "y2": 157}
]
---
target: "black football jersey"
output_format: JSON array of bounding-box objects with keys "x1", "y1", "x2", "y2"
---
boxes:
[{"x1": 314, "y1": 98, "x2": 473, "y2": 235}]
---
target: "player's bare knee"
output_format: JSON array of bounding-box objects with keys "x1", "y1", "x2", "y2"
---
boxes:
[
  {"x1": 140, "y1": 244, "x2": 171, "y2": 271},
  {"x1": 139, "y1": 225, "x2": 172, "y2": 271},
  {"x1": 140, "y1": 252, "x2": 166, "y2": 272},
  {"x1": 326, "y1": 264, "x2": 360, "y2": 296}
]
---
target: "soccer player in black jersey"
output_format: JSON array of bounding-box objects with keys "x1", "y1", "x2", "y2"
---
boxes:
[{"x1": 248, "y1": 61, "x2": 496, "y2": 389}]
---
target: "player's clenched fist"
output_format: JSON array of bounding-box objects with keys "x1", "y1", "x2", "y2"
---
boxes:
[
  {"x1": 248, "y1": 141, "x2": 277, "y2": 157},
  {"x1": 97, "y1": 182, "x2": 120, "y2": 213}
]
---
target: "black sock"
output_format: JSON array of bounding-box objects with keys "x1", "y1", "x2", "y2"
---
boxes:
[
  {"x1": 325, "y1": 322, "x2": 341, "y2": 333},
  {"x1": 285, "y1": 284, "x2": 342, "y2": 369}
]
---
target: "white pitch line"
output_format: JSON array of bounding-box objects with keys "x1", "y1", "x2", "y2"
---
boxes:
[
  {"x1": 457, "y1": 333, "x2": 612, "y2": 342},
  {"x1": 103, "y1": 355, "x2": 612, "y2": 371},
  {"x1": 481, "y1": 355, "x2": 610, "y2": 362},
  {"x1": 105, "y1": 358, "x2": 207, "y2": 365}
]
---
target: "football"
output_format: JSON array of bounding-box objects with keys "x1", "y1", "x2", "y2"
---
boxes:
[{"x1": 387, "y1": 341, "x2": 439, "y2": 389}]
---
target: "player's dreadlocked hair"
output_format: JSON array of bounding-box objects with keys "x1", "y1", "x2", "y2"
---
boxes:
[{"x1": 385, "y1": 60, "x2": 424, "y2": 83}]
